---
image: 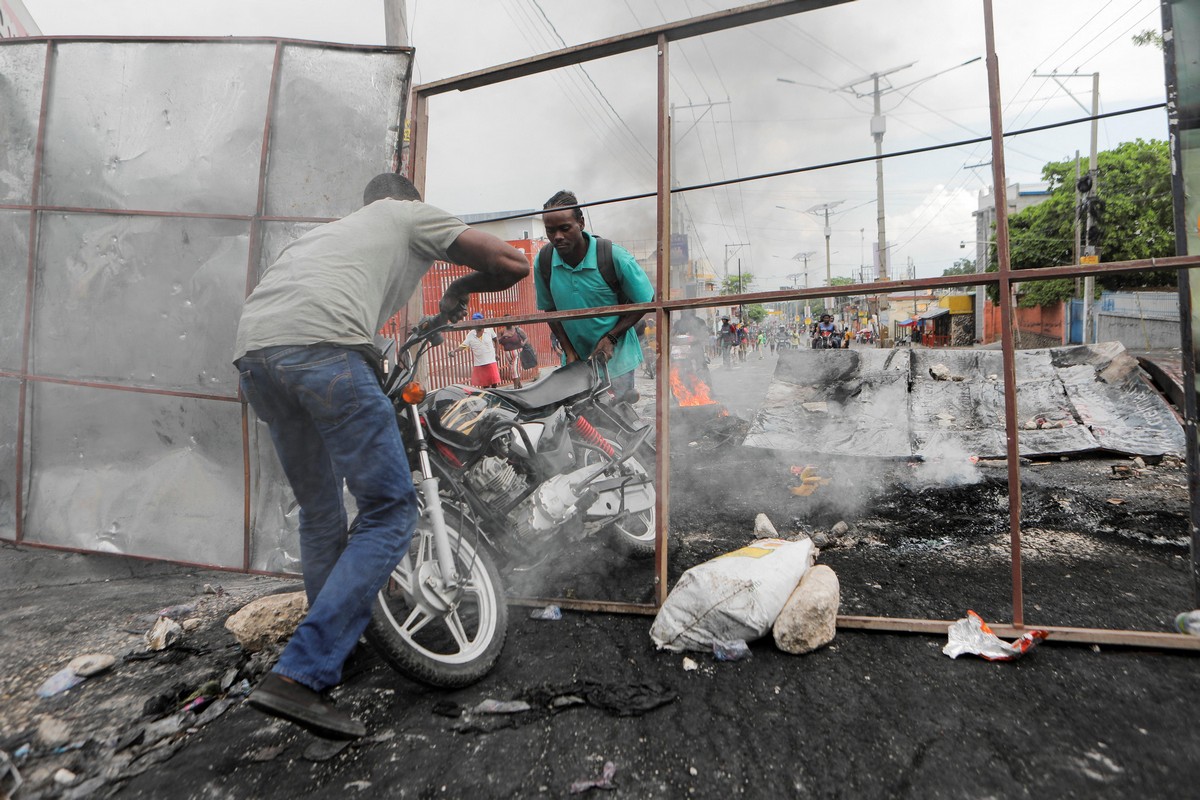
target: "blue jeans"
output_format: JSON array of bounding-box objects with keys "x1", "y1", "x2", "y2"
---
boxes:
[{"x1": 236, "y1": 345, "x2": 418, "y2": 692}]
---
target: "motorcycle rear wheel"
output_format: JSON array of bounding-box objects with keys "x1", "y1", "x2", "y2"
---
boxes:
[
  {"x1": 366, "y1": 506, "x2": 508, "y2": 688},
  {"x1": 577, "y1": 427, "x2": 657, "y2": 559}
]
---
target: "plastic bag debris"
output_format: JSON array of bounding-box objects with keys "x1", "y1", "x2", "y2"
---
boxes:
[
  {"x1": 36, "y1": 667, "x2": 84, "y2": 698},
  {"x1": 1175, "y1": 610, "x2": 1200, "y2": 636},
  {"x1": 156, "y1": 603, "x2": 197, "y2": 619},
  {"x1": 529, "y1": 605, "x2": 563, "y2": 621},
  {"x1": 471, "y1": 699, "x2": 532, "y2": 715},
  {"x1": 943, "y1": 611, "x2": 1048, "y2": 661},
  {"x1": 713, "y1": 640, "x2": 752, "y2": 661},
  {"x1": 145, "y1": 616, "x2": 184, "y2": 651},
  {"x1": 569, "y1": 761, "x2": 617, "y2": 794},
  {"x1": 789, "y1": 465, "x2": 831, "y2": 497},
  {"x1": 67, "y1": 653, "x2": 115, "y2": 678}
]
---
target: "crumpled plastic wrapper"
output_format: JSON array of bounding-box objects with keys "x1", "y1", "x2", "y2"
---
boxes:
[
  {"x1": 943, "y1": 610, "x2": 1048, "y2": 661},
  {"x1": 145, "y1": 616, "x2": 184, "y2": 651}
]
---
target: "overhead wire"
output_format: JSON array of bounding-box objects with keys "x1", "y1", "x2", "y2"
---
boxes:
[
  {"x1": 495, "y1": 0, "x2": 648, "y2": 182},
  {"x1": 528, "y1": 0, "x2": 658, "y2": 168}
]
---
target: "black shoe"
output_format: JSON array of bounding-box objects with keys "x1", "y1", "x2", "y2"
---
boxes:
[{"x1": 247, "y1": 673, "x2": 366, "y2": 740}]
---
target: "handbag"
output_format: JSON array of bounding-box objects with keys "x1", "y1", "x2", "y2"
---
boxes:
[{"x1": 519, "y1": 341, "x2": 538, "y2": 370}]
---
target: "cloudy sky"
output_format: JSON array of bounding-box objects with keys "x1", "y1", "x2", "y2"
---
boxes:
[{"x1": 23, "y1": 0, "x2": 1168, "y2": 287}]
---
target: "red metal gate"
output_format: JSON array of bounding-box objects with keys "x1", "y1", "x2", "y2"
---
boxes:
[{"x1": 380, "y1": 239, "x2": 554, "y2": 389}]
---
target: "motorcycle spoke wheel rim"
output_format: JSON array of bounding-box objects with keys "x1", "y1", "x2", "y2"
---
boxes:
[{"x1": 377, "y1": 529, "x2": 499, "y2": 666}]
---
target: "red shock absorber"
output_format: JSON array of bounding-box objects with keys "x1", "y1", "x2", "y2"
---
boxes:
[{"x1": 574, "y1": 416, "x2": 615, "y2": 457}]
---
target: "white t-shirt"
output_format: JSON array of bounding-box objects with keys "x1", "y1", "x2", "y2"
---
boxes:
[
  {"x1": 462, "y1": 329, "x2": 497, "y2": 366},
  {"x1": 234, "y1": 198, "x2": 468, "y2": 360}
]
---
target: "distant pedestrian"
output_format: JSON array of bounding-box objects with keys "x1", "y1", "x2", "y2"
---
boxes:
[
  {"x1": 460, "y1": 313, "x2": 501, "y2": 388},
  {"x1": 496, "y1": 323, "x2": 529, "y2": 388}
]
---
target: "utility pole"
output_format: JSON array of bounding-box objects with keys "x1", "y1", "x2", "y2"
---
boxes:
[
  {"x1": 838, "y1": 62, "x2": 915, "y2": 284},
  {"x1": 724, "y1": 243, "x2": 751, "y2": 280},
  {"x1": 791, "y1": 250, "x2": 815, "y2": 289},
  {"x1": 383, "y1": 0, "x2": 410, "y2": 46},
  {"x1": 1035, "y1": 71, "x2": 1100, "y2": 342},
  {"x1": 807, "y1": 201, "x2": 843, "y2": 311}
]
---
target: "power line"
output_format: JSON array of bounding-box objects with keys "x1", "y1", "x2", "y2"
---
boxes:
[{"x1": 474, "y1": 103, "x2": 1164, "y2": 227}]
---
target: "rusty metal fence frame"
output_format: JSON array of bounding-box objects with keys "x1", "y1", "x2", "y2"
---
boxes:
[
  {"x1": 409, "y1": 0, "x2": 1200, "y2": 649},
  {"x1": 1, "y1": 35, "x2": 413, "y2": 573}
]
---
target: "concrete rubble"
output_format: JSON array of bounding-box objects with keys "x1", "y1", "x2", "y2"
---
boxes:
[
  {"x1": 773, "y1": 565, "x2": 841, "y2": 655},
  {"x1": 223, "y1": 592, "x2": 308, "y2": 653}
]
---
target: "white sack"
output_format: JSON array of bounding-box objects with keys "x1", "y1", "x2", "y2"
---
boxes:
[{"x1": 650, "y1": 538, "x2": 814, "y2": 652}]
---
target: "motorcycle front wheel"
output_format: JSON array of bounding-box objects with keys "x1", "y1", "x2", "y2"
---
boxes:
[{"x1": 366, "y1": 505, "x2": 508, "y2": 688}]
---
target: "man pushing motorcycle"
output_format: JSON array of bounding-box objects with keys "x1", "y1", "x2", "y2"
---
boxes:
[{"x1": 233, "y1": 173, "x2": 528, "y2": 740}]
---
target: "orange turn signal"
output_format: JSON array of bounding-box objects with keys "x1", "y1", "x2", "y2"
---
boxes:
[{"x1": 400, "y1": 381, "x2": 427, "y2": 404}]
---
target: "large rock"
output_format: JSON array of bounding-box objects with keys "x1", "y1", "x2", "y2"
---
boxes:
[
  {"x1": 224, "y1": 592, "x2": 308, "y2": 652},
  {"x1": 753, "y1": 513, "x2": 778, "y2": 537},
  {"x1": 772, "y1": 565, "x2": 840, "y2": 655}
]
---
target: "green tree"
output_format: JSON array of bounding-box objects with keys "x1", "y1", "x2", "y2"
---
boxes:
[
  {"x1": 943, "y1": 258, "x2": 975, "y2": 276},
  {"x1": 829, "y1": 276, "x2": 854, "y2": 287},
  {"x1": 1132, "y1": 29, "x2": 1164, "y2": 50},
  {"x1": 744, "y1": 304, "x2": 768, "y2": 323},
  {"x1": 988, "y1": 139, "x2": 1174, "y2": 306},
  {"x1": 720, "y1": 273, "x2": 754, "y2": 295}
]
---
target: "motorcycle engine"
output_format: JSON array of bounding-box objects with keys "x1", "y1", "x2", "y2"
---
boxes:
[
  {"x1": 465, "y1": 455, "x2": 590, "y2": 546},
  {"x1": 464, "y1": 456, "x2": 527, "y2": 507}
]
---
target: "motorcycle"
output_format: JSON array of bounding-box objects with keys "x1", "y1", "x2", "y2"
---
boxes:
[
  {"x1": 669, "y1": 332, "x2": 710, "y2": 384},
  {"x1": 364, "y1": 313, "x2": 657, "y2": 688},
  {"x1": 812, "y1": 328, "x2": 839, "y2": 349}
]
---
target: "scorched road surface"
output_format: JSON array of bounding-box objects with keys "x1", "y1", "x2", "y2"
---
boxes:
[{"x1": 4, "y1": 534, "x2": 1199, "y2": 798}]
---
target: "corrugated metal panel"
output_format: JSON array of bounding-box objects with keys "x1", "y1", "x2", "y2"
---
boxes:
[{"x1": 1096, "y1": 291, "x2": 1179, "y2": 320}]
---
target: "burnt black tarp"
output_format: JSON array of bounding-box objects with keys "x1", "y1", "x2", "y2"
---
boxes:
[{"x1": 744, "y1": 343, "x2": 1185, "y2": 459}]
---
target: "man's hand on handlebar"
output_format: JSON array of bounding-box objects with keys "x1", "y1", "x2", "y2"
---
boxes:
[
  {"x1": 590, "y1": 336, "x2": 616, "y2": 363},
  {"x1": 439, "y1": 291, "x2": 470, "y2": 323}
]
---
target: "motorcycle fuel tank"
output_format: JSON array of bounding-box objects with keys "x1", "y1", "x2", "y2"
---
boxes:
[{"x1": 425, "y1": 386, "x2": 519, "y2": 450}]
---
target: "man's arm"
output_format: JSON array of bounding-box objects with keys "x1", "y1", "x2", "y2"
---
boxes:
[
  {"x1": 441, "y1": 229, "x2": 530, "y2": 320},
  {"x1": 590, "y1": 246, "x2": 653, "y2": 360},
  {"x1": 589, "y1": 311, "x2": 644, "y2": 361},
  {"x1": 548, "y1": 320, "x2": 581, "y2": 362}
]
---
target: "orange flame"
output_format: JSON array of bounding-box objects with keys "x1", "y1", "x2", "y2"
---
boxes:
[{"x1": 670, "y1": 367, "x2": 716, "y2": 407}]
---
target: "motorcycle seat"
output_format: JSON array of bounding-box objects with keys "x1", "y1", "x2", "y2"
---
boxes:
[{"x1": 489, "y1": 359, "x2": 597, "y2": 410}]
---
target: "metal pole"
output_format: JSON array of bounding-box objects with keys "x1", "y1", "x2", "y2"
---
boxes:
[
  {"x1": 654, "y1": 32, "x2": 672, "y2": 607},
  {"x1": 1083, "y1": 72, "x2": 1100, "y2": 344},
  {"x1": 983, "y1": 0, "x2": 1025, "y2": 629},
  {"x1": 873, "y1": 73, "x2": 889, "y2": 283}
]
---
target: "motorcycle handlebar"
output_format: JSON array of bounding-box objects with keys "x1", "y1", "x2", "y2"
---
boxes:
[{"x1": 413, "y1": 313, "x2": 447, "y2": 347}]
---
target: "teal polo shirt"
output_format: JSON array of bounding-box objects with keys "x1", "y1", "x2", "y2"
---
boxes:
[{"x1": 535, "y1": 232, "x2": 654, "y2": 378}]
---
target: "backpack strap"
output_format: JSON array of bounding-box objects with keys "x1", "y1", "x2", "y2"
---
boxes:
[
  {"x1": 593, "y1": 237, "x2": 628, "y2": 305},
  {"x1": 536, "y1": 244, "x2": 556, "y2": 312},
  {"x1": 537, "y1": 236, "x2": 627, "y2": 308}
]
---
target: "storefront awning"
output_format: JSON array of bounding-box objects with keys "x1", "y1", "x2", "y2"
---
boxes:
[{"x1": 920, "y1": 306, "x2": 950, "y2": 320}]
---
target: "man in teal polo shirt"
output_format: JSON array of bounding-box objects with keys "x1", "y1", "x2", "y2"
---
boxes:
[{"x1": 536, "y1": 189, "x2": 654, "y2": 401}]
